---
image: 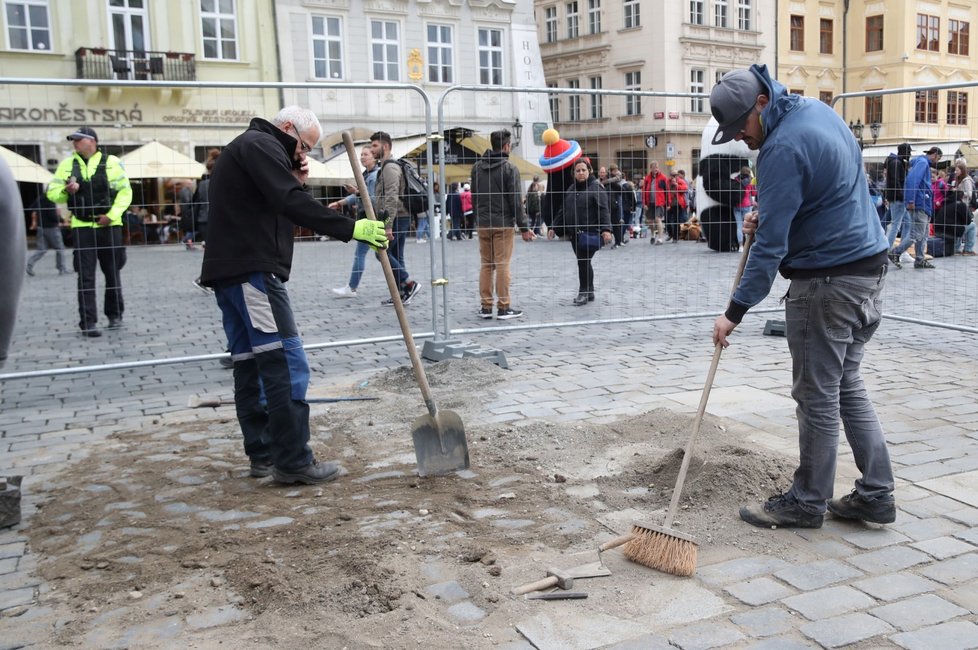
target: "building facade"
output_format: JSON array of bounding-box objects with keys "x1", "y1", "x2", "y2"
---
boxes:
[
  {"x1": 779, "y1": 0, "x2": 978, "y2": 162},
  {"x1": 534, "y1": 0, "x2": 777, "y2": 182}
]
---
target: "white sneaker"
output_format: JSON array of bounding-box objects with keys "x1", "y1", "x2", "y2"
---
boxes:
[
  {"x1": 332, "y1": 285, "x2": 357, "y2": 298},
  {"x1": 899, "y1": 251, "x2": 913, "y2": 264}
]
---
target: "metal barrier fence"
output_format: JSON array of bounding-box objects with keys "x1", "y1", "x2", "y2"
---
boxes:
[{"x1": 1, "y1": 78, "x2": 974, "y2": 380}]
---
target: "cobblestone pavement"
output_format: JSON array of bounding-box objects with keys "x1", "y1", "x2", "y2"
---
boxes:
[{"x1": 2, "y1": 236, "x2": 977, "y2": 648}]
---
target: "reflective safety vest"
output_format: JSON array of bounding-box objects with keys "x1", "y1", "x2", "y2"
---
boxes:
[{"x1": 47, "y1": 151, "x2": 132, "y2": 228}]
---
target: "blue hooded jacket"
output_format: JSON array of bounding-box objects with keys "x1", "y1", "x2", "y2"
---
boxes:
[
  {"x1": 728, "y1": 64, "x2": 888, "y2": 320},
  {"x1": 903, "y1": 155, "x2": 934, "y2": 215}
]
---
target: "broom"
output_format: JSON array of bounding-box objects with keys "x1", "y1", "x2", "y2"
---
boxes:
[{"x1": 598, "y1": 233, "x2": 754, "y2": 577}]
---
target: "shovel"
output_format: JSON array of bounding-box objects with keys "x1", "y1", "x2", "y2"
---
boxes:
[{"x1": 342, "y1": 132, "x2": 469, "y2": 477}]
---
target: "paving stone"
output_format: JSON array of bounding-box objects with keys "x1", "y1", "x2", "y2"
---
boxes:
[
  {"x1": 724, "y1": 577, "x2": 795, "y2": 606},
  {"x1": 729, "y1": 606, "x2": 798, "y2": 638},
  {"x1": 0, "y1": 557, "x2": 17, "y2": 575},
  {"x1": 870, "y1": 593, "x2": 969, "y2": 632},
  {"x1": 602, "y1": 633, "x2": 673, "y2": 649},
  {"x1": 774, "y1": 559, "x2": 863, "y2": 591},
  {"x1": 781, "y1": 585, "x2": 876, "y2": 621},
  {"x1": 0, "y1": 586, "x2": 35, "y2": 611},
  {"x1": 840, "y1": 527, "x2": 911, "y2": 550},
  {"x1": 744, "y1": 638, "x2": 816, "y2": 649},
  {"x1": 846, "y1": 545, "x2": 931, "y2": 574},
  {"x1": 667, "y1": 621, "x2": 745, "y2": 650},
  {"x1": 446, "y1": 601, "x2": 486, "y2": 623},
  {"x1": 852, "y1": 573, "x2": 940, "y2": 601},
  {"x1": 890, "y1": 516, "x2": 967, "y2": 542},
  {"x1": 425, "y1": 580, "x2": 469, "y2": 604},
  {"x1": 918, "y1": 552, "x2": 978, "y2": 586},
  {"x1": 955, "y1": 527, "x2": 978, "y2": 545},
  {"x1": 696, "y1": 556, "x2": 792, "y2": 587},
  {"x1": 799, "y1": 612, "x2": 894, "y2": 648},
  {"x1": 890, "y1": 621, "x2": 978, "y2": 650},
  {"x1": 245, "y1": 517, "x2": 294, "y2": 528},
  {"x1": 911, "y1": 536, "x2": 976, "y2": 560},
  {"x1": 945, "y1": 507, "x2": 978, "y2": 527},
  {"x1": 0, "y1": 542, "x2": 26, "y2": 560}
]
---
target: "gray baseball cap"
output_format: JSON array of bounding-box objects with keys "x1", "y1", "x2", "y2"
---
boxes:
[{"x1": 710, "y1": 70, "x2": 764, "y2": 145}]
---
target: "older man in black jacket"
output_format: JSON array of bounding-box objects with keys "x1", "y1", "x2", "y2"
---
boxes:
[{"x1": 200, "y1": 106, "x2": 387, "y2": 485}]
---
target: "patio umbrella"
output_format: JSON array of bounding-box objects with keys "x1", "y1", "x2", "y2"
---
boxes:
[
  {"x1": 0, "y1": 145, "x2": 53, "y2": 184},
  {"x1": 119, "y1": 141, "x2": 206, "y2": 179},
  {"x1": 305, "y1": 157, "x2": 356, "y2": 184}
]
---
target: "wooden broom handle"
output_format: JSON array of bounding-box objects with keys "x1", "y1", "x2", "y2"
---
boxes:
[
  {"x1": 664, "y1": 234, "x2": 754, "y2": 526},
  {"x1": 341, "y1": 133, "x2": 438, "y2": 418},
  {"x1": 598, "y1": 533, "x2": 635, "y2": 553}
]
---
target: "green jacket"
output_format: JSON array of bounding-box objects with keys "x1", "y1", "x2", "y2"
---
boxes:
[{"x1": 47, "y1": 150, "x2": 132, "y2": 228}]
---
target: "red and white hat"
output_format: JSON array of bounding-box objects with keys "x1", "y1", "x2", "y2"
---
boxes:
[{"x1": 539, "y1": 128, "x2": 582, "y2": 173}]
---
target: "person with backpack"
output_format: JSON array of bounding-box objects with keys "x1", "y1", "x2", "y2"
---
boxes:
[
  {"x1": 370, "y1": 130, "x2": 422, "y2": 306},
  {"x1": 47, "y1": 126, "x2": 133, "y2": 337}
]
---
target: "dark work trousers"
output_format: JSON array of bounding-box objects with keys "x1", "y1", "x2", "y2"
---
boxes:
[
  {"x1": 215, "y1": 272, "x2": 313, "y2": 471},
  {"x1": 72, "y1": 225, "x2": 126, "y2": 330}
]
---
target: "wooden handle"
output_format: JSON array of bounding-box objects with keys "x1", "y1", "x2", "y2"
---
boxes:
[
  {"x1": 598, "y1": 533, "x2": 635, "y2": 553},
  {"x1": 665, "y1": 234, "x2": 754, "y2": 525},
  {"x1": 341, "y1": 133, "x2": 437, "y2": 418},
  {"x1": 511, "y1": 575, "x2": 558, "y2": 596}
]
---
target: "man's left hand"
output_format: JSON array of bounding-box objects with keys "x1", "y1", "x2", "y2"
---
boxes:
[
  {"x1": 292, "y1": 158, "x2": 310, "y2": 185},
  {"x1": 96, "y1": 214, "x2": 111, "y2": 226},
  {"x1": 713, "y1": 315, "x2": 738, "y2": 348},
  {"x1": 601, "y1": 231, "x2": 613, "y2": 245},
  {"x1": 521, "y1": 230, "x2": 535, "y2": 241}
]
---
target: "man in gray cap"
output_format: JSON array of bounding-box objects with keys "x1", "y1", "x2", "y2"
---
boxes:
[
  {"x1": 47, "y1": 127, "x2": 132, "y2": 337},
  {"x1": 709, "y1": 65, "x2": 895, "y2": 530}
]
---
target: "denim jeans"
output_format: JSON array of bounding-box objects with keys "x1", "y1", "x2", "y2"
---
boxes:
[
  {"x1": 784, "y1": 269, "x2": 894, "y2": 514},
  {"x1": 884, "y1": 201, "x2": 911, "y2": 249},
  {"x1": 962, "y1": 221, "x2": 977, "y2": 253},
  {"x1": 347, "y1": 240, "x2": 370, "y2": 290},
  {"x1": 733, "y1": 207, "x2": 750, "y2": 245},
  {"x1": 385, "y1": 216, "x2": 410, "y2": 287},
  {"x1": 215, "y1": 272, "x2": 314, "y2": 471},
  {"x1": 415, "y1": 215, "x2": 430, "y2": 241},
  {"x1": 892, "y1": 208, "x2": 928, "y2": 261}
]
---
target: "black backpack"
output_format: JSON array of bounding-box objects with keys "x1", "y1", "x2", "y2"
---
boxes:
[{"x1": 384, "y1": 158, "x2": 429, "y2": 216}]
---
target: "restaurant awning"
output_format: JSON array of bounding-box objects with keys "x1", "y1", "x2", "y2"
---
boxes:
[
  {"x1": 119, "y1": 141, "x2": 206, "y2": 179},
  {"x1": 0, "y1": 145, "x2": 53, "y2": 184}
]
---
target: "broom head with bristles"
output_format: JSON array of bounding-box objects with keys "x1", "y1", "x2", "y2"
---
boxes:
[{"x1": 620, "y1": 522, "x2": 698, "y2": 577}]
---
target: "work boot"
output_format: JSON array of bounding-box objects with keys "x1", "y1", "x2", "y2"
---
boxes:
[
  {"x1": 249, "y1": 459, "x2": 273, "y2": 478},
  {"x1": 572, "y1": 293, "x2": 588, "y2": 306},
  {"x1": 272, "y1": 460, "x2": 342, "y2": 485},
  {"x1": 739, "y1": 493, "x2": 823, "y2": 529},
  {"x1": 827, "y1": 490, "x2": 896, "y2": 524}
]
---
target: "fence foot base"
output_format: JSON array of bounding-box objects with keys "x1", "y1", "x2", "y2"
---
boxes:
[
  {"x1": 763, "y1": 319, "x2": 786, "y2": 337},
  {"x1": 421, "y1": 339, "x2": 509, "y2": 369}
]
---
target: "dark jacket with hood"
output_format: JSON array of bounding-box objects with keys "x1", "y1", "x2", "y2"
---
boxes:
[
  {"x1": 470, "y1": 150, "x2": 528, "y2": 230},
  {"x1": 200, "y1": 118, "x2": 355, "y2": 286},
  {"x1": 555, "y1": 175, "x2": 611, "y2": 236},
  {"x1": 883, "y1": 152, "x2": 908, "y2": 204}
]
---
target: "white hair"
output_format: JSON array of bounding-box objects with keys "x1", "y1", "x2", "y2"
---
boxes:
[{"x1": 272, "y1": 106, "x2": 322, "y2": 139}]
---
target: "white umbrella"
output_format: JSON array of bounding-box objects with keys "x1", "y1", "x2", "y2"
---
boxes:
[
  {"x1": 0, "y1": 145, "x2": 53, "y2": 184},
  {"x1": 119, "y1": 141, "x2": 206, "y2": 179}
]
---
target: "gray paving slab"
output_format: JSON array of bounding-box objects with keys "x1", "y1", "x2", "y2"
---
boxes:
[
  {"x1": 773, "y1": 559, "x2": 864, "y2": 591},
  {"x1": 890, "y1": 621, "x2": 978, "y2": 650},
  {"x1": 852, "y1": 573, "x2": 941, "y2": 601},
  {"x1": 799, "y1": 612, "x2": 894, "y2": 648},
  {"x1": 781, "y1": 585, "x2": 876, "y2": 620},
  {"x1": 870, "y1": 593, "x2": 969, "y2": 632}
]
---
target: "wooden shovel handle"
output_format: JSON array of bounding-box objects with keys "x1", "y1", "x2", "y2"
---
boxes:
[
  {"x1": 511, "y1": 575, "x2": 558, "y2": 596},
  {"x1": 341, "y1": 133, "x2": 437, "y2": 417}
]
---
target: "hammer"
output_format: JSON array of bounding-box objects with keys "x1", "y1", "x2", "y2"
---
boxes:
[{"x1": 511, "y1": 568, "x2": 574, "y2": 596}]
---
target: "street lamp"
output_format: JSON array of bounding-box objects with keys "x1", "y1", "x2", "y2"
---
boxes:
[
  {"x1": 869, "y1": 121, "x2": 881, "y2": 145},
  {"x1": 511, "y1": 117, "x2": 523, "y2": 147},
  {"x1": 849, "y1": 119, "x2": 865, "y2": 149}
]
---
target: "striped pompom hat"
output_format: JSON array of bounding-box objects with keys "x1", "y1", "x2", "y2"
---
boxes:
[{"x1": 539, "y1": 128, "x2": 582, "y2": 173}]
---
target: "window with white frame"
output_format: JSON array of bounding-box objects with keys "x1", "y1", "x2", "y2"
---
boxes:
[
  {"x1": 5, "y1": 0, "x2": 51, "y2": 50},
  {"x1": 624, "y1": 0, "x2": 639, "y2": 28},
  {"x1": 715, "y1": 69, "x2": 728, "y2": 85},
  {"x1": 544, "y1": 6, "x2": 558, "y2": 42},
  {"x1": 690, "y1": 69, "x2": 705, "y2": 112},
  {"x1": 548, "y1": 83, "x2": 560, "y2": 123},
  {"x1": 478, "y1": 27, "x2": 503, "y2": 86},
  {"x1": 736, "y1": 0, "x2": 751, "y2": 31},
  {"x1": 566, "y1": 1, "x2": 579, "y2": 38},
  {"x1": 371, "y1": 19, "x2": 399, "y2": 81},
  {"x1": 311, "y1": 16, "x2": 342, "y2": 79},
  {"x1": 589, "y1": 76, "x2": 603, "y2": 119},
  {"x1": 625, "y1": 70, "x2": 640, "y2": 115},
  {"x1": 568, "y1": 79, "x2": 581, "y2": 121},
  {"x1": 689, "y1": 0, "x2": 704, "y2": 26},
  {"x1": 588, "y1": 0, "x2": 601, "y2": 34},
  {"x1": 427, "y1": 23, "x2": 453, "y2": 83},
  {"x1": 714, "y1": 0, "x2": 728, "y2": 28},
  {"x1": 201, "y1": 0, "x2": 238, "y2": 60}
]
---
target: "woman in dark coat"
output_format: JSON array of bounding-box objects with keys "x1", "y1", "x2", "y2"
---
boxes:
[{"x1": 548, "y1": 158, "x2": 612, "y2": 305}]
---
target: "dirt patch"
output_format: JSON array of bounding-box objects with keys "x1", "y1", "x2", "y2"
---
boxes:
[{"x1": 22, "y1": 359, "x2": 804, "y2": 648}]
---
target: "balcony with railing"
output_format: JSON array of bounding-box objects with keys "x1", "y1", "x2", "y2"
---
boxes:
[{"x1": 75, "y1": 47, "x2": 197, "y2": 82}]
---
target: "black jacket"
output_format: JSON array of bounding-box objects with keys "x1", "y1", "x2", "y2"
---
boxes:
[
  {"x1": 554, "y1": 177, "x2": 611, "y2": 236},
  {"x1": 933, "y1": 197, "x2": 971, "y2": 239},
  {"x1": 883, "y1": 153, "x2": 907, "y2": 204},
  {"x1": 200, "y1": 118, "x2": 355, "y2": 286}
]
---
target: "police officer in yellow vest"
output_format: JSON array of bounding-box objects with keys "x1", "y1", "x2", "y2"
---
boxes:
[{"x1": 48, "y1": 127, "x2": 132, "y2": 337}]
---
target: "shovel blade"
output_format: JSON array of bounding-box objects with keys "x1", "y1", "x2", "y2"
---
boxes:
[{"x1": 412, "y1": 410, "x2": 469, "y2": 477}]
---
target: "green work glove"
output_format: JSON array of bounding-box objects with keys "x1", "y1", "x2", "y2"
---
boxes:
[{"x1": 352, "y1": 218, "x2": 388, "y2": 249}]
